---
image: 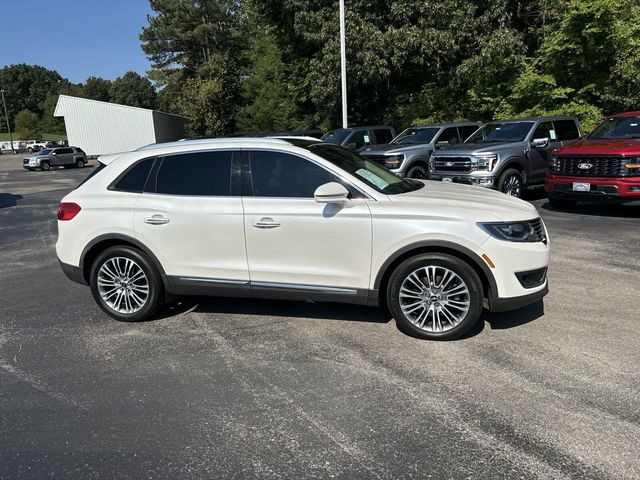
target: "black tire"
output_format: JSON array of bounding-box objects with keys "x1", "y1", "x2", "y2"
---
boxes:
[
  {"x1": 387, "y1": 253, "x2": 483, "y2": 340},
  {"x1": 27, "y1": 147, "x2": 33, "y2": 153},
  {"x1": 549, "y1": 197, "x2": 577, "y2": 209},
  {"x1": 75, "y1": 159, "x2": 84, "y2": 168},
  {"x1": 89, "y1": 246, "x2": 164, "y2": 322},
  {"x1": 406, "y1": 162, "x2": 429, "y2": 179},
  {"x1": 40, "y1": 161, "x2": 50, "y2": 171},
  {"x1": 498, "y1": 168, "x2": 523, "y2": 198}
]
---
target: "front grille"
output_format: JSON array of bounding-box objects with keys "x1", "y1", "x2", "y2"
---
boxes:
[
  {"x1": 432, "y1": 156, "x2": 472, "y2": 173},
  {"x1": 23, "y1": 158, "x2": 29, "y2": 164},
  {"x1": 363, "y1": 155, "x2": 387, "y2": 165},
  {"x1": 530, "y1": 217, "x2": 547, "y2": 244},
  {"x1": 554, "y1": 156, "x2": 625, "y2": 177}
]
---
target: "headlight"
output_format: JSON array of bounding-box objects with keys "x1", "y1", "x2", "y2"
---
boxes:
[
  {"x1": 478, "y1": 220, "x2": 544, "y2": 243},
  {"x1": 384, "y1": 154, "x2": 404, "y2": 169},
  {"x1": 624, "y1": 157, "x2": 640, "y2": 176},
  {"x1": 473, "y1": 153, "x2": 498, "y2": 171},
  {"x1": 550, "y1": 156, "x2": 559, "y2": 172}
]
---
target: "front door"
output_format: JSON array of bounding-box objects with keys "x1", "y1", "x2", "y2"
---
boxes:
[
  {"x1": 242, "y1": 150, "x2": 372, "y2": 297},
  {"x1": 134, "y1": 150, "x2": 249, "y2": 285},
  {"x1": 528, "y1": 121, "x2": 563, "y2": 182}
]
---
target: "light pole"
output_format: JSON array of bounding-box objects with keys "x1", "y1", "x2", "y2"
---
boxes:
[
  {"x1": 0, "y1": 89, "x2": 14, "y2": 154},
  {"x1": 339, "y1": 0, "x2": 348, "y2": 128}
]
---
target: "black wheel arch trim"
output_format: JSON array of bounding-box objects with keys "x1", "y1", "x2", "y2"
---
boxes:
[
  {"x1": 79, "y1": 233, "x2": 169, "y2": 288},
  {"x1": 373, "y1": 240, "x2": 499, "y2": 304}
]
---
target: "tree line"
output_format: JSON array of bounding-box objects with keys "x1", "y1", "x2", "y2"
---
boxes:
[{"x1": 2, "y1": 0, "x2": 639, "y2": 140}]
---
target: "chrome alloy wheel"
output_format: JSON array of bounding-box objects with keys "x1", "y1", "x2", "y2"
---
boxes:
[
  {"x1": 399, "y1": 266, "x2": 470, "y2": 333},
  {"x1": 97, "y1": 257, "x2": 149, "y2": 314},
  {"x1": 502, "y1": 174, "x2": 521, "y2": 197}
]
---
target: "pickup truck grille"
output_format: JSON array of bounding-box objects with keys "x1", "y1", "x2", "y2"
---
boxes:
[
  {"x1": 554, "y1": 156, "x2": 625, "y2": 177},
  {"x1": 431, "y1": 156, "x2": 472, "y2": 173},
  {"x1": 363, "y1": 155, "x2": 387, "y2": 165}
]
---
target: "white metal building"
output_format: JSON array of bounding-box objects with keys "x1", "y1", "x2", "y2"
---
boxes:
[{"x1": 54, "y1": 95, "x2": 188, "y2": 156}]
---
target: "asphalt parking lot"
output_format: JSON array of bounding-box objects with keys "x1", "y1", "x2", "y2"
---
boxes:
[{"x1": 0, "y1": 153, "x2": 638, "y2": 479}]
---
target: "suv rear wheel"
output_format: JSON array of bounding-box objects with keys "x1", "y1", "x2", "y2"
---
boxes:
[
  {"x1": 89, "y1": 246, "x2": 164, "y2": 322},
  {"x1": 387, "y1": 253, "x2": 483, "y2": 340},
  {"x1": 75, "y1": 159, "x2": 84, "y2": 168},
  {"x1": 498, "y1": 168, "x2": 524, "y2": 197}
]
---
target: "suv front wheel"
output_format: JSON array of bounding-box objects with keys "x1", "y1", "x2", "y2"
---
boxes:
[
  {"x1": 89, "y1": 246, "x2": 164, "y2": 322},
  {"x1": 387, "y1": 253, "x2": 483, "y2": 340}
]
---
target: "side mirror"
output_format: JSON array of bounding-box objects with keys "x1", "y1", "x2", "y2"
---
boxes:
[
  {"x1": 531, "y1": 137, "x2": 549, "y2": 148},
  {"x1": 314, "y1": 182, "x2": 350, "y2": 203},
  {"x1": 435, "y1": 141, "x2": 449, "y2": 149},
  {"x1": 345, "y1": 142, "x2": 357, "y2": 150}
]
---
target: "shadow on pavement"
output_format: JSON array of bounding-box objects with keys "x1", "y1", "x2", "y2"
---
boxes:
[
  {"x1": 0, "y1": 193, "x2": 23, "y2": 208},
  {"x1": 540, "y1": 200, "x2": 640, "y2": 218},
  {"x1": 484, "y1": 299, "x2": 545, "y2": 330},
  {"x1": 158, "y1": 296, "x2": 392, "y2": 324}
]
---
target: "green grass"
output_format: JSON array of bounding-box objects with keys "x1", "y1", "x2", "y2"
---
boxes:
[{"x1": 0, "y1": 133, "x2": 67, "y2": 141}]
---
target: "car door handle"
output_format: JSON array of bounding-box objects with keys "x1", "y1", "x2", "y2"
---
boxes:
[
  {"x1": 253, "y1": 217, "x2": 281, "y2": 229},
  {"x1": 144, "y1": 214, "x2": 170, "y2": 225}
]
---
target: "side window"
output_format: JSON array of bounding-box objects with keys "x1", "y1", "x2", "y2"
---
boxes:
[
  {"x1": 436, "y1": 127, "x2": 461, "y2": 145},
  {"x1": 63, "y1": 148, "x2": 73, "y2": 154},
  {"x1": 249, "y1": 151, "x2": 334, "y2": 198},
  {"x1": 554, "y1": 120, "x2": 580, "y2": 141},
  {"x1": 462, "y1": 125, "x2": 478, "y2": 140},
  {"x1": 532, "y1": 121, "x2": 557, "y2": 141},
  {"x1": 348, "y1": 130, "x2": 371, "y2": 149},
  {"x1": 155, "y1": 151, "x2": 232, "y2": 196},
  {"x1": 111, "y1": 158, "x2": 155, "y2": 193},
  {"x1": 373, "y1": 128, "x2": 393, "y2": 145}
]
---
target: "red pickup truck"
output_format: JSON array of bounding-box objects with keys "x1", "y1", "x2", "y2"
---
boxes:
[{"x1": 545, "y1": 111, "x2": 640, "y2": 208}]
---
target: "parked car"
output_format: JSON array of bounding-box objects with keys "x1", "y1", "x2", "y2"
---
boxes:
[
  {"x1": 23, "y1": 147, "x2": 87, "y2": 171},
  {"x1": 546, "y1": 111, "x2": 640, "y2": 207},
  {"x1": 359, "y1": 122, "x2": 480, "y2": 179},
  {"x1": 429, "y1": 116, "x2": 583, "y2": 197},
  {"x1": 56, "y1": 137, "x2": 549, "y2": 341},
  {"x1": 321, "y1": 125, "x2": 396, "y2": 151},
  {"x1": 23, "y1": 140, "x2": 48, "y2": 152}
]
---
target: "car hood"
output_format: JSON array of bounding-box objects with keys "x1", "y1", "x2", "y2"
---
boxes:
[
  {"x1": 389, "y1": 180, "x2": 538, "y2": 222},
  {"x1": 24, "y1": 155, "x2": 49, "y2": 160},
  {"x1": 360, "y1": 143, "x2": 432, "y2": 155},
  {"x1": 435, "y1": 142, "x2": 521, "y2": 155},
  {"x1": 555, "y1": 138, "x2": 640, "y2": 156}
]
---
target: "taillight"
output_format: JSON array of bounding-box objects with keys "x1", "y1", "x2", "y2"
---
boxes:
[{"x1": 58, "y1": 202, "x2": 81, "y2": 221}]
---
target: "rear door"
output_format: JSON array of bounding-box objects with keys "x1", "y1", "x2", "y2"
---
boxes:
[
  {"x1": 134, "y1": 150, "x2": 249, "y2": 285},
  {"x1": 242, "y1": 149, "x2": 372, "y2": 296}
]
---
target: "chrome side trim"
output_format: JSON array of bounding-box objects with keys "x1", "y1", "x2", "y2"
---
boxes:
[
  {"x1": 178, "y1": 277, "x2": 249, "y2": 286},
  {"x1": 251, "y1": 281, "x2": 358, "y2": 294}
]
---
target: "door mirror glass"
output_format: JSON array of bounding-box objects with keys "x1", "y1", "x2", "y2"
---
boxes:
[
  {"x1": 345, "y1": 142, "x2": 357, "y2": 150},
  {"x1": 531, "y1": 137, "x2": 549, "y2": 148},
  {"x1": 435, "y1": 141, "x2": 449, "y2": 149},
  {"x1": 314, "y1": 182, "x2": 350, "y2": 203}
]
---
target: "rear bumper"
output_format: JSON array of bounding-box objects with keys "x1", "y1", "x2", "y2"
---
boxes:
[
  {"x1": 58, "y1": 259, "x2": 87, "y2": 285},
  {"x1": 545, "y1": 174, "x2": 640, "y2": 204}
]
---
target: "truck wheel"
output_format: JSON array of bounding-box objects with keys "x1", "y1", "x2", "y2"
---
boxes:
[
  {"x1": 498, "y1": 169, "x2": 523, "y2": 197},
  {"x1": 549, "y1": 197, "x2": 577, "y2": 209},
  {"x1": 89, "y1": 246, "x2": 164, "y2": 322},
  {"x1": 406, "y1": 163, "x2": 429, "y2": 179},
  {"x1": 387, "y1": 253, "x2": 483, "y2": 340},
  {"x1": 40, "y1": 161, "x2": 50, "y2": 171},
  {"x1": 75, "y1": 159, "x2": 84, "y2": 168}
]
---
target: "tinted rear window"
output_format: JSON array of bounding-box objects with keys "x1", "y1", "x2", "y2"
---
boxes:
[
  {"x1": 112, "y1": 158, "x2": 155, "y2": 193},
  {"x1": 155, "y1": 151, "x2": 232, "y2": 196}
]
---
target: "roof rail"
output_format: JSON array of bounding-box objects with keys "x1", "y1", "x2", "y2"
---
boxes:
[{"x1": 136, "y1": 137, "x2": 291, "y2": 152}]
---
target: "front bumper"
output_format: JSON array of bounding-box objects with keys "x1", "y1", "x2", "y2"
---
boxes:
[{"x1": 546, "y1": 174, "x2": 640, "y2": 204}]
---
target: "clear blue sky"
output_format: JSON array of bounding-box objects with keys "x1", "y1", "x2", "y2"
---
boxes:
[{"x1": 0, "y1": 0, "x2": 154, "y2": 83}]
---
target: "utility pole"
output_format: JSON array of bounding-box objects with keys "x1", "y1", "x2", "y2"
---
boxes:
[
  {"x1": 339, "y1": 0, "x2": 348, "y2": 128},
  {"x1": 0, "y1": 89, "x2": 15, "y2": 154}
]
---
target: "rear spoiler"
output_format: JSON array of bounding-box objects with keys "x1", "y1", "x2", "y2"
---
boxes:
[{"x1": 96, "y1": 152, "x2": 124, "y2": 166}]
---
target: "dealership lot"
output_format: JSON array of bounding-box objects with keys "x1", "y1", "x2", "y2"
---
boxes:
[{"x1": 0, "y1": 154, "x2": 638, "y2": 479}]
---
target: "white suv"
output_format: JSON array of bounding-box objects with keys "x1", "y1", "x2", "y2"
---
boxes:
[{"x1": 56, "y1": 137, "x2": 549, "y2": 340}]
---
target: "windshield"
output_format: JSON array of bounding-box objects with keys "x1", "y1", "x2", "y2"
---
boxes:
[
  {"x1": 391, "y1": 127, "x2": 440, "y2": 145},
  {"x1": 321, "y1": 130, "x2": 351, "y2": 145},
  {"x1": 304, "y1": 144, "x2": 423, "y2": 195},
  {"x1": 466, "y1": 122, "x2": 534, "y2": 143},
  {"x1": 38, "y1": 149, "x2": 53, "y2": 155},
  {"x1": 589, "y1": 116, "x2": 640, "y2": 139}
]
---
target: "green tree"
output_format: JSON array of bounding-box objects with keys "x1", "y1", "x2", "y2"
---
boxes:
[
  {"x1": 110, "y1": 71, "x2": 156, "y2": 109},
  {"x1": 39, "y1": 94, "x2": 65, "y2": 134},
  {"x1": 14, "y1": 109, "x2": 42, "y2": 139},
  {"x1": 83, "y1": 76, "x2": 112, "y2": 102}
]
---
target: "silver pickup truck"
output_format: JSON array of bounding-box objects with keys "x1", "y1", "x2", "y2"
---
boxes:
[
  {"x1": 23, "y1": 147, "x2": 88, "y2": 171},
  {"x1": 359, "y1": 122, "x2": 480, "y2": 178},
  {"x1": 429, "y1": 116, "x2": 583, "y2": 197}
]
